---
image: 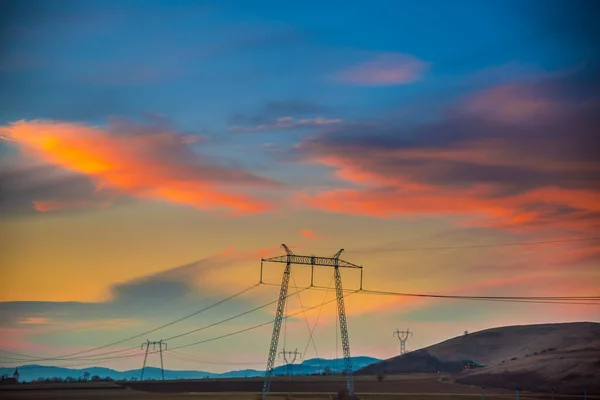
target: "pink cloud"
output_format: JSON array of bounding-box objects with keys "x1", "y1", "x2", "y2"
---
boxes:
[
  {"x1": 334, "y1": 53, "x2": 428, "y2": 86},
  {"x1": 461, "y1": 84, "x2": 562, "y2": 123}
]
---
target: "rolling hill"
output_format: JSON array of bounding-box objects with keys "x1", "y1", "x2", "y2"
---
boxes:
[{"x1": 357, "y1": 322, "x2": 600, "y2": 394}]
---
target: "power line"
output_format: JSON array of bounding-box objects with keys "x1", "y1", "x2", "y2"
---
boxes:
[
  {"x1": 0, "y1": 349, "x2": 40, "y2": 359},
  {"x1": 0, "y1": 284, "x2": 305, "y2": 364},
  {"x1": 0, "y1": 347, "x2": 139, "y2": 362},
  {"x1": 291, "y1": 273, "x2": 319, "y2": 359},
  {"x1": 358, "y1": 288, "x2": 600, "y2": 301},
  {"x1": 0, "y1": 284, "x2": 259, "y2": 362},
  {"x1": 4, "y1": 261, "x2": 598, "y2": 370},
  {"x1": 0, "y1": 350, "x2": 146, "y2": 364},
  {"x1": 301, "y1": 274, "x2": 335, "y2": 360},
  {"x1": 3, "y1": 287, "x2": 351, "y2": 367},
  {"x1": 162, "y1": 287, "x2": 308, "y2": 342},
  {"x1": 353, "y1": 237, "x2": 600, "y2": 253},
  {"x1": 2, "y1": 288, "x2": 346, "y2": 361},
  {"x1": 168, "y1": 290, "x2": 359, "y2": 351},
  {"x1": 11, "y1": 285, "x2": 308, "y2": 363},
  {"x1": 357, "y1": 289, "x2": 600, "y2": 305},
  {"x1": 0, "y1": 288, "x2": 337, "y2": 369},
  {"x1": 264, "y1": 282, "x2": 600, "y2": 304}
]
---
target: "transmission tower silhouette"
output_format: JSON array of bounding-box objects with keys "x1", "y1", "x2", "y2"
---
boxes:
[
  {"x1": 140, "y1": 340, "x2": 167, "y2": 381},
  {"x1": 260, "y1": 244, "x2": 363, "y2": 399},
  {"x1": 393, "y1": 329, "x2": 413, "y2": 355},
  {"x1": 278, "y1": 348, "x2": 301, "y2": 376}
]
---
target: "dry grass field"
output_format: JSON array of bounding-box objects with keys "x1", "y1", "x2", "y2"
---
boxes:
[{"x1": 1, "y1": 374, "x2": 599, "y2": 400}]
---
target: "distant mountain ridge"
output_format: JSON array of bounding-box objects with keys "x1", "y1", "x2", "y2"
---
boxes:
[{"x1": 0, "y1": 356, "x2": 380, "y2": 382}]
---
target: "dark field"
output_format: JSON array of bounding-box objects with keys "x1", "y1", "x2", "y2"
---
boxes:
[{"x1": 1, "y1": 375, "x2": 598, "y2": 400}]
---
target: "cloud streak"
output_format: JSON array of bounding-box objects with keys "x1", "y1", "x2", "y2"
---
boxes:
[
  {"x1": 333, "y1": 53, "x2": 428, "y2": 86},
  {"x1": 229, "y1": 116, "x2": 341, "y2": 133},
  {"x1": 1, "y1": 119, "x2": 279, "y2": 214}
]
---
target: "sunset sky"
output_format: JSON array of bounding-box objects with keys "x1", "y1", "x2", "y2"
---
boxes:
[{"x1": 1, "y1": 0, "x2": 599, "y2": 373}]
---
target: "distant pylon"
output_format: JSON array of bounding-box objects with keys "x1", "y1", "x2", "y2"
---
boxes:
[
  {"x1": 140, "y1": 339, "x2": 167, "y2": 381},
  {"x1": 393, "y1": 329, "x2": 413, "y2": 355},
  {"x1": 279, "y1": 348, "x2": 301, "y2": 376}
]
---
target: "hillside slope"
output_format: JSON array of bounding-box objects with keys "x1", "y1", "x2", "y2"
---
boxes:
[
  {"x1": 455, "y1": 337, "x2": 600, "y2": 394},
  {"x1": 357, "y1": 322, "x2": 600, "y2": 393}
]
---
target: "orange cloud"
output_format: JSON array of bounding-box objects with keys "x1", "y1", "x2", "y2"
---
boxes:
[
  {"x1": 298, "y1": 183, "x2": 600, "y2": 233},
  {"x1": 299, "y1": 229, "x2": 320, "y2": 239},
  {"x1": 1, "y1": 120, "x2": 278, "y2": 214}
]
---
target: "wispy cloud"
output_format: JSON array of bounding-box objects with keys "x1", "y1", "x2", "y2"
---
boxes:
[
  {"x1": 460, "y1": 83, "x2": 568, "y2": 123},
  {"x1": 229, "y1": 116, "x2": 341, "y2": 133},
  {"x1": 1, "y1": 119, "x2": 279, "y2": 214},
  {"x1": 32, "y1": 199, "x2": 112, "y2": 212},
  {"x1": 228, "y1": 99, "x2": 331, "y2": 126},
  {"x1": 333, "y1": 53, "x2": 429, "y2": 86},
  {"x1": 18, "y1": 317, "x2": 53, "y2": 325}
]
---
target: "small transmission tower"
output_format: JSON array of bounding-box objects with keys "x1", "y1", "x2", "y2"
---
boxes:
[
  {"x1": 260, "y1": 244, "x2": 363, "y2": 399},
  {"x1": 279, "y1": 348, "x2": 301, "y2": 376},
  {"x1": 140, "y1": 340, "x2": 167, "y2": 381},
  {"x1": 393, "y1": 329, "x2": 413, "y2": 355}
]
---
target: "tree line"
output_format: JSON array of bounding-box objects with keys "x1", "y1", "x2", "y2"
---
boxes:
[{"x1": 28, "y1": 372, "x2": 141, "y2": 383}]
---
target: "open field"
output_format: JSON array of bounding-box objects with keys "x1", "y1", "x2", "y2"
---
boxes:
[{"x1": 1, "y1": 374, "x2": 599, "y2": 400}]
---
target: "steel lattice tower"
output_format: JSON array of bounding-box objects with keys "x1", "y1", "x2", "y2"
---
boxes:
[
  {"x1": 140, "y1": 340, "x2": 167, "y2": 381},
  {"x1": 260, "y1": 244, "x2": 362, "y2": 399},
  {"x1": 279, "y1": 348, "x2": 301, "y2": 376},
  {"x1": 393, "y1": 329, "x2": 413, "y2": 355}
]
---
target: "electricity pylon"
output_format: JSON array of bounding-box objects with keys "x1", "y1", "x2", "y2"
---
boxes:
[
  {"x1": 140, "y1": 340, "x2": 167, "y2": 381},
  {"x1": 393, "y1": 329, "x2": 413, "y2": 355},
  {"x1": 260, "y1": 244, "x2": 363, "y2": 399},
  {"x1": 279, "y1": 348, "x2": 301, "y2": 376}
]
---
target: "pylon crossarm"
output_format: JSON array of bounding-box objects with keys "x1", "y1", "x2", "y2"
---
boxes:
[
  {"x1": 281, "y1": 244, "x2": 293, "y2": 256},
  {"x1": 262, "y1": 254, "x2": 361, "y2": 269},
  {"x1": 332, "y1": 249, "x2": 344, "y2": 259}
]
